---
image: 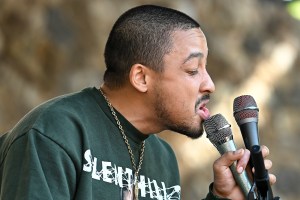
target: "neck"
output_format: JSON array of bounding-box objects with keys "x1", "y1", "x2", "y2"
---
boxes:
[{"x1": 100, "y1": 84, "x2": 162, "y2": 135}]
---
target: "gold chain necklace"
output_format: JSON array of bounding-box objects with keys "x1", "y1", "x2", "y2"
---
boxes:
[{"x1": 99, "y1": 88, "x2": 145, "y2": 200}]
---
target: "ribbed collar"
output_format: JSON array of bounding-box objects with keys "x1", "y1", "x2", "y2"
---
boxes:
[{"x1": 87, "y1": 87, "x2": 149, "y2": 144}]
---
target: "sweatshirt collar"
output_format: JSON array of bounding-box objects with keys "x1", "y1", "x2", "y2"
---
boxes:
[{"x1": 88, "y1": 87, "x2": 149, "y2": 144}]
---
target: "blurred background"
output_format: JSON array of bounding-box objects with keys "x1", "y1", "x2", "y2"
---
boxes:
[{"x1": 0, "y1": 0, "x2": 299, "y2": 199}]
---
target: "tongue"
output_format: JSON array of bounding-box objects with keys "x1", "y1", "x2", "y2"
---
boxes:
[{"x1": 200, "y1": 106, "x2": 211, "y2": 120}]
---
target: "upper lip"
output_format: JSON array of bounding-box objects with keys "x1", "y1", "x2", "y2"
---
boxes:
[{"x1": 198, "y1": 99, "x2": 210, "y2": 110}]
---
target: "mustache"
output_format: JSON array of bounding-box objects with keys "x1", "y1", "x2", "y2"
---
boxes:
[{"x1": 201, "y1": 94, "x2": 210, "y2": 101}]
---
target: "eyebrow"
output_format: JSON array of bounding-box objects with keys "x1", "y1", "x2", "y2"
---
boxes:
[{"x1": 182, "y1": 52, "x2": 204, "y2": 64}]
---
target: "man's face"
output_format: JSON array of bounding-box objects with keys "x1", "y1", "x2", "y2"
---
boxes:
[{"x1": 151, "y1": 28, "x2": 215, "y2": 138}]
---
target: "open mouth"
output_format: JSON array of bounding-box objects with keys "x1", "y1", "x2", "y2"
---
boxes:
[{"x1": 198, "y1": 101, "x2": 211, "y2": 120}]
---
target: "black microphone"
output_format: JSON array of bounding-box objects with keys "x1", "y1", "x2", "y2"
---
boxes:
[
  {"x1": 233, "y1": 95, "x2": 260, "y2": 150},
  {"x1": 251, "y1": 145, "x2": 274, "y2": 199},
  {"x1": 204, "y1": 114, "x2": 254, "y2": 199},
  {"x1": 233, "y1": 95, "x2": 279, "y2": 200}
]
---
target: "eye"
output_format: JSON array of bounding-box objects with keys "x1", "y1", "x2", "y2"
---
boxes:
[{"x1": 187, "y1": 69, "x2": 199, "y2": 76}]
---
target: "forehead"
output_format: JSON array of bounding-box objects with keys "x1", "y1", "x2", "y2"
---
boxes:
[{"x1": 169, "y1": 28, "x2": 208, "y2": 57}]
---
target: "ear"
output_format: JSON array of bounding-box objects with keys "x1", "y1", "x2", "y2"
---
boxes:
[{"x1": 129, "y1": 64, "x2": 149, "y2": 93}]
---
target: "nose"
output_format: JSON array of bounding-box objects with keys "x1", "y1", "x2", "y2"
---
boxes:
[{"x1": 200, "y1": 70, "x2": 215, "y2": 93}]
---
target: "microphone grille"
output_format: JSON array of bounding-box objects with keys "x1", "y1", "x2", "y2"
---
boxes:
[
  {"x1": 233, "y1": 95, "x2": 258, "y2": 122},
  {"x1": 203, "y1": 114, "x2": 232, "y2": 145}
]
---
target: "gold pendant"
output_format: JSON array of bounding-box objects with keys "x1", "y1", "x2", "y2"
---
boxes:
[{"x1": 134, "y1": 181, "x2": 139, "y2": 200}]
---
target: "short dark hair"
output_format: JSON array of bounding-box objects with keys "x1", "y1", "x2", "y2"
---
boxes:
[{"x1": 103, "y1": 5, "x2": 200, "y2": 88}]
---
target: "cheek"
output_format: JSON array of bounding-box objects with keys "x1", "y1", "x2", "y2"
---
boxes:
[
  {"x1": 170, "y1": 85, "x2": 198, "y2": 110},
  {"x1": 173, "y1": 96, "x2": 197, "y2": 117},
  {"x1": 154, "y1": 77, "x2": 199, "y2": 113}
]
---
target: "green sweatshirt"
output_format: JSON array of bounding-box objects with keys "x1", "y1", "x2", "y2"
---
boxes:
[{"x1": 0, "y1": 87, "x2": 225, "y2": 200}]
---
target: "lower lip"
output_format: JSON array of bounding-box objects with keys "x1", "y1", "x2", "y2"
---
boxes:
[{"x1": 198, "y1": 107, "x2": 210, "y2": 120}]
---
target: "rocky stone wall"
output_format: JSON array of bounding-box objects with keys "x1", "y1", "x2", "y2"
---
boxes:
[{"x1": 0, "y1": 0, "x2": 299, "y2": 199}]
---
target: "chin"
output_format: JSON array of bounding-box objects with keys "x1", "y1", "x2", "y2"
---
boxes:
[
  {"x1": 172, "y1": 125, "x2": 204, "y2": 139},
  {"x1": 183, "y1": 130, "x2": 204, "y2": 139},
  {"x1": 166, "y1": 117, "x2": 204, "y2": 139}
]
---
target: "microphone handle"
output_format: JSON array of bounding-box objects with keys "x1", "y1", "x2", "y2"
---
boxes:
[
  {"x1": 216, "y1": 140, "x2": 255, "y2": 198},
  {"x1": 238, "y1": 121, "x2": 260, "y2": 170},
  {"x1": 251, "y1": 145, "x2": 274, "y2": 200},
  {"x1": 239, "y1": 121, "x2": 260, "y2": 150}
]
